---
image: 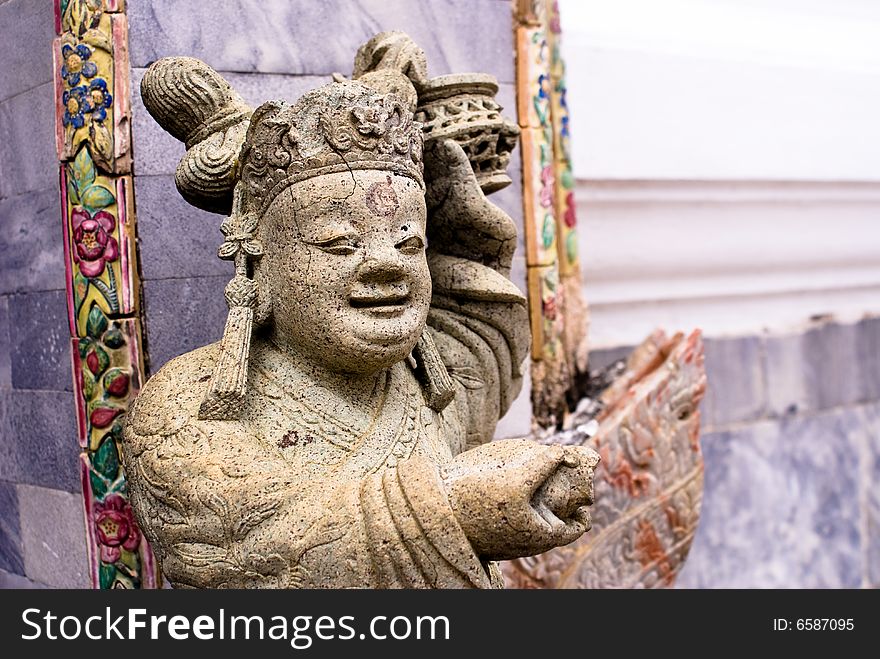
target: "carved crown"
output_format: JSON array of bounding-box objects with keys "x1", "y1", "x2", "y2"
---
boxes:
[{"x1": 238, "y1": 81, "x2": 424, "y2": 215}]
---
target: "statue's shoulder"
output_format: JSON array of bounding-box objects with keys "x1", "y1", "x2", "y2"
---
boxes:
[{"x1": 126, "y1": 342, "x2": 220, "y2": 440}]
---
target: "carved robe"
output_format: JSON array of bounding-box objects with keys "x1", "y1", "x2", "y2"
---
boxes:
[{"x1": 122, "y1": 253, "x2": 528, "y2": 588}]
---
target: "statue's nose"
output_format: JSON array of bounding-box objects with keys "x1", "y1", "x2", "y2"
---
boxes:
[{"x1": 358, "y1": 243, "x2": 406, "y2": 284}]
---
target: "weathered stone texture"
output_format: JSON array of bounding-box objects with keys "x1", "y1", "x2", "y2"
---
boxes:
[
  {"x1": 0, "y1": 480, "x2": 23, "y2": 575},
  {"x1": 131, "y1": 68, "x2": 329, "y2": 176},
  {"x1": 0, "y1": 188, "x2": 66, "y2": 295},
  {"x1": 0, "y1": 83, "x2": 57, "y2": 200},
  {"x1": 18, "y1": 484, "x2": 91, "y2": 588},
  {"x1": 120, "y1": 40, "x2": 599, "y2": 589},
  {"x1": 0, "y1": 0, "x2": 55, "y2": 101},
  {"x1": 0, "y1": 296, "x2": 10, "y2": 389},
  {"x1": 8, "y1": 290, "x2": 72, "y2": 393},
  {"x1": 0, "y1": 391, "x2": 80, "y2": 492}
]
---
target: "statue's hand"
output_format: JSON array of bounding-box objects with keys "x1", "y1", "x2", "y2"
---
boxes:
[
  {"x1": 423, "y1": 138, "x2": 517, "y2": 271},
  {"x1": 532, "y1": 445, "x2": 600, "y2": 529},
  {"x1": 441, "y1": 439, "x2": 598, "y2": 561}
]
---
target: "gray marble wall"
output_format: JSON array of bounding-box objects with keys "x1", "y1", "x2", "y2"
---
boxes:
[
  {"x1": 0, "y1": 0, "x2": 90, "y2": 588},
  {"x1": 592, "y1": 316, "x2": 880, "y2": 588}
]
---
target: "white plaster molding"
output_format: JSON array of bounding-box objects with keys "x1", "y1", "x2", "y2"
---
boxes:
[{"x1": 578, "y1": 179, "x2": 880, "y2": 347}]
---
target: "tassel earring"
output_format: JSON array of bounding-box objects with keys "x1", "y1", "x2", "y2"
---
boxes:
[
  {"x1": 198, "y1": 184, "x2": 263, "y2": 420},
  {"x1": 412, "y1": 330, "x2": 455, "y2": 412}
]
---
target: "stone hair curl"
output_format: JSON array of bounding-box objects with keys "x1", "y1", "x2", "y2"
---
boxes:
[{"x1": 140, "y1": 57, "x2": 252, "y2": 215}]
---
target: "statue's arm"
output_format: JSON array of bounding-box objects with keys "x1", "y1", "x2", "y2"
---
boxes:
[
  {"x1": 122, "y1": 419, "x2": 595, "y2": 586},
  {"x1": 424, "y1": 139, "x2": 518, "y2": 276},
  {"x1": 422, "y1": 139, "x2": 530, "y2": 447}
]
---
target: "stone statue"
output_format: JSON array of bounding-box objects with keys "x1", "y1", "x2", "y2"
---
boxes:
[{"x1": 122, "y1": 32, "x2": 598, "y2": 588}]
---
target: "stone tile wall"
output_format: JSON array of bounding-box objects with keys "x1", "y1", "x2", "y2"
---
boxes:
[{"x1": 0, "y1": 0, "x2": 89, "y2": 587}]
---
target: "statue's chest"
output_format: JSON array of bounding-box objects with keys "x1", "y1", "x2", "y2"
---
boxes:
[{"x1": 248, "y1": 365, "x2": 458, "y2": 481}]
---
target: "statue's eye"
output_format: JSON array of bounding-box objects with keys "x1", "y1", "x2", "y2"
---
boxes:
[
  {"x1": 396, "y1": 236, "x2": 424, "y2": 255},
  {"x1": 311, "y1": 236, "x2": 358, "y2": 255}
]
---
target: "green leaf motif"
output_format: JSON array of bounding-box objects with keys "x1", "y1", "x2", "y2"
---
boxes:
[
  {"x1": 82, "y1": 370, "x2": 96, "y2": 401},
  {"x1": 66, "y1": 168, "x2": 80, "y2": 206},
  {"x1": 93, "y1": 435, "x2": 120, "y2": 481},
  {"x1": 81, "y1": 185, "x2": 115, "y2": 211},
  {"x1": 110, "y1": 420, "x2": 124, "y2": 441},
  {"x1": 73, "y1": 147, "x2": 96, "y2": 191},
  {"x1": 73, "y1": 273, "x2": 89, "y2": 316},
  {"x1": 539, "y1": 141, "x2": 552, "y2": 166},
  {"x1": 99, "y1": 563, "x2": 116, "y2": 589},
  {"x1": 566, "y1": 232, "x2": 578, "y2": 265},
  {"x1": 560, "y1": 167, "x2": 574, "y2": 191},
  {"x1": 77, "y1": 337, "x2": 93, "y2": 358},
  {"x1": 542, "y1": 213, "x2": 555, "y2": 249},
  {"x1": 86, "y1": 303, "x2": 108, "y2": 339},
  {"x1": 90, "y1": 469, "x2": 109, "y2": 500}
]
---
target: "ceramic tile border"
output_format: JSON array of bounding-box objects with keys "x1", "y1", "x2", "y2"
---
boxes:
[
  {"x1": 514, "y1": 0, "x2": 587, "y2": 423},
  {"x1": 546, "y1": 0, "x2": 579, "y2": 277},
  {"x1": 54, "y1": 0, "x2": 158, "y2": 589}
]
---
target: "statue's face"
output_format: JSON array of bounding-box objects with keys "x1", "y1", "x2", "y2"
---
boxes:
[{"x1": 261, "y1": 170, "x2": 430, "y2": 375}]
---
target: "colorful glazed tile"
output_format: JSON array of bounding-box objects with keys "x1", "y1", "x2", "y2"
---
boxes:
[
  {"x1": 61, "y1": 152, "x2": 138, "y2": 336},
  {"x1": 527, "y1": 265, "x2": 565, "y2": 361},
  {"x1": 515, "y1": 25, "x2": 552, "y2": 131},
  {"x1": 547, "y1": 42, "x2": 571, "y2": 165},
  {"x1": 54, "y1": 11, "x2": 131, "y2": 173},
  {"x1": 554, "y1": 159, "x2": 579, "y2": 274},
  {"x1": 81, "y1": 452, "x2": 158, "y2": 590},
  {"x1": 520, "y1": 126, "x2": 558, "y2": 268},
  {"x1": 57, "y1": 1, "x2": 126, "y2": 36},
  {"x1": 75, "y1": 314, "x2": 155, "y2": 589},
  {"x1": 514, "y1": 0, "x2": 548, "y2": 27},
  {"x1": 544, "y1": 0, "x2": 579, "y2": 276},
  {"x1": 57, "y1": 0, "x2": 154, "y2": 590},
  {"x1": 70, "y1": 316, "x2": 143, "y2": 451}
]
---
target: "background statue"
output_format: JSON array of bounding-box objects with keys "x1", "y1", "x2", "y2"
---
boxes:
[{"x1": 121, "y1": 33, "x2": 599, "y2": 588}]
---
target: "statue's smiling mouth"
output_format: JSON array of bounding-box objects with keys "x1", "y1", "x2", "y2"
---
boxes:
[{"x1": 349, "y1": 292, "x2": 411, "y2": 316}]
